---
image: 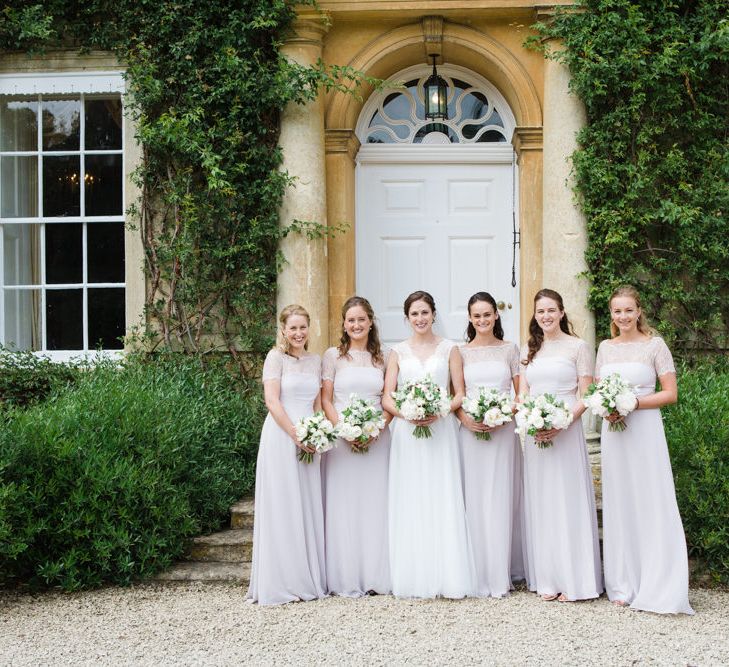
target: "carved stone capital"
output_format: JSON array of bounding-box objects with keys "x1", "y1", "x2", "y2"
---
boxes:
[
  {"x1": 512, "y1": 126, "x2": 543, "y2": 158},
  {"x1": 285, "y1": 7, "x2": 330, "y2": 50},
  {"x1": 325, "y1": 129, "x2": 361, "y2": 161},
  {"x1": 421, "y1": 15, "x2": 444, "y2": 62}
]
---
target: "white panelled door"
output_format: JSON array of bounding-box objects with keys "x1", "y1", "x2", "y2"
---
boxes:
[{"x1": 356, "y1": 151, "x2": 518, "y2": 345}]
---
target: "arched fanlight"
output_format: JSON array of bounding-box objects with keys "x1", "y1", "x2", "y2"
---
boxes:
[{"x1": 424, "y1": 55, "x2": 448, "y2": 120}]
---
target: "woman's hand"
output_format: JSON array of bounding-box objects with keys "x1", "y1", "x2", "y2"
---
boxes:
[
  {"x1": 459, "y1": 412, "x2": 495, "y2": 434},
  {"x1": 605, "y1": 412, "x2": 625, "y2": 426},
  {"x1": 410, "y1": 415, "x2": 438, "y2": 427},
  {"x1": 289, "y1": 428, "x2": 315, "y2": 454},
  {"x1": 352, "y1": 436, "x2": 375, "y2": 451},
  {"x1": 534, "y1": 427, "x2": 561, "y2": 443}
]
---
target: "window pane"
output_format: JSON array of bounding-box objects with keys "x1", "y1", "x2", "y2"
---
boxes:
[
  {"x1": 88, "y1": 287, "x2": 125, "y2": 349},
  {"x1": 3, "y1": 289, "x2": 41, "y2": 350},
  {"x1": 0, "y1": 100, "x2": 38, "y2": 151},
  {"x1": 85, "y1": 155, "x2": 122, "y2": 215},
  {"x1": 46, "y1": 223, "x2": 82, "y2": 284},
  {"x1": 1, "y1": 156, "x2": 38, "y2": 218},
  {"x1": 88, "y1": 223, "x2": 124, "y2": 283},
  {"x1": 42, "y1": 99, "x2": 80, "y2": 151},
  {"x1": 46, "y1": 289, "x2": 83, "y2": 350},
  {"x1": 3, "y1": 224, "x2": 40, "y2": 285},
  {"x1": 43, "y1": 155, "x2": 80, "y2": 217},
  {"x1": 85, "y1": 98, "x2": 122, "y2": 150}
]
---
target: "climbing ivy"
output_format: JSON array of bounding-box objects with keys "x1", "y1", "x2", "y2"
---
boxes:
[
  {"x1": 1, "y1": 1, "x2": 368, "y2": 367},
  {"x1": 530, "y1": 0, "x2": 728, "y2": 350}
]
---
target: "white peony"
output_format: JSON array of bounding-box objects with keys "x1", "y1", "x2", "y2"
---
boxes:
[{"x1": 615, "y1": 391, "x2": 638, "y2": 415}]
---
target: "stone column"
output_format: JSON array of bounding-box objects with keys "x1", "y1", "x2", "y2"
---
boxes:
[
  {"x1": 542, "y1": 50, "x2": 595, "y2": 348},
  {"x1": 277, "y1": 12, "x2": 330, "y2": 354},
  {"x1": 325, "y1": 129, "x2": 360, "y2": 346},
  {"x1": 512, "y1": 127, "x2": 543, "y2": 343}
]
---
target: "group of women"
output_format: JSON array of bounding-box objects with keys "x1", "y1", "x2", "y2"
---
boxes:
[{"x1": 246, "y1": 285, "x2": 693, "y2": 615}]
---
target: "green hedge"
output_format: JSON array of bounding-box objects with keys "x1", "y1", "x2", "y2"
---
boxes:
[
  {"x1": 665, "y1": 358, "x2": 729, "y2": 584},
  {"x1": 0, "y1": 354, "x2": 264, "y2": 590},
  {"x1": 0, "y1": 349, "x2": 81, "y2": 409}
]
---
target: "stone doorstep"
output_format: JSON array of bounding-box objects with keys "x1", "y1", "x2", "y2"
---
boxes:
[
  {"x1": 155, "y1": 561, "x2": 250, "y2": 584},
  {"x1": 230, "y1": 497, "x2": 255, "y2": 530},
  {"x1": 189, "y1": 528, "x2": 253, "y2": 563}
]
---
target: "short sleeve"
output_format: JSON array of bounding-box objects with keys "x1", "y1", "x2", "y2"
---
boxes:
[
  {"x1": 262, "y1": 349, "x2": 283, "y2": 382},
  {"x1": 508, "y1": 342, "x2": 520, "y2": 378},
  {"x1": 653, "y1": 337, "x2": 676, "y2": 376},
  {"x1": 322, "y1": 347, "x2": 338, "y2": 382},
  {"x1": 576, "y1": 339, "x2": 595, "y2": 377},
  {"x1": 519, "y1": 343, "x2": 529, "y2": 371},
  {"x1": 594, "y1": 341, "x2": 606, "y2": 378},
  {"x1": 381, "y1": 346, "x2": 391, "y2": 369}
]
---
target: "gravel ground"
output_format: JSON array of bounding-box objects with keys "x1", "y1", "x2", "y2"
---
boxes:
[{"x1": 2, "y1": 583, "x2": 728, "y2": 666}]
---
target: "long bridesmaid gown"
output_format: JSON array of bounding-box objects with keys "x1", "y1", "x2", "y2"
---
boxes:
[
  {"x1": 460, "y1": 342, "x2": 528, "y2": 597},
  {"x1": 246, "y1": 349, "x2": 327, "y2": 605},
  {"x1": 322, "y1": 347, "x2": 391, "y2": 596},
  {"x1": 520, "y1": 336, "x2": 603, "y2": 600},
  {"x1": 597, "y1": 336, "x2": 693, "y2": 614},
  {"x1": 388, "y1": 339, "x2": 476, "y2": 598}
]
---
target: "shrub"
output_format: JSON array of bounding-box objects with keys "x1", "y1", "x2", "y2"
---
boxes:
[
  {"x1": 665, "y1": 358, "x2": 729, "y2": 584},
  {"x1": 0, "y1": 349, "x2": 81, "y2": 409},
  {"x1": 0, "y1": 354, "x2": 264, "y2": 590}
]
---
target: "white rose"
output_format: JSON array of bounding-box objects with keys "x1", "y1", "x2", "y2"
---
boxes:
[
  {"x1": 615, "y1": 392, "x2": 637, "y2": 415},
  {"x1": 295, "y1": 423, "x2": 308, "y2": 440}
]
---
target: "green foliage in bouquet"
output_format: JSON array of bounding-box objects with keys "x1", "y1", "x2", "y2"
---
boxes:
[
  {"x1": 664, "y1": 359, "x2": 729, "y2": 584},
  {"x1": 529, "y1": 0, "x2": 728, "y2": 351},
  {"x1": 1, "y1": 1, "x2": 373, "y2": 366},
  {"x1": 0, "y1": 354, "x2": 265, "y2": 590}
]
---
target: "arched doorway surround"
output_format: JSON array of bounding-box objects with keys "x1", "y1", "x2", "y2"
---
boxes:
[{"x1": 324, "y1": 20, "x2": 543, "y2": 344}]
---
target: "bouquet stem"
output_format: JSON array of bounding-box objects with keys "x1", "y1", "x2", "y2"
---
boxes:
[
  {"x1": 608, "y1": 417, "x2": 627, "y2": 432},
  {"x1": 413, "y1": 425, "x2": 433, "y2": 439},
  {"x1": 535, "y1": 438, "x2": 554, "y2": 449},
  {"x1": 297, "y1": 450, "x2": 314, "y2": 464},
  {"x1": 475, "y1": 432, "x2": 492, "y2": 441}
]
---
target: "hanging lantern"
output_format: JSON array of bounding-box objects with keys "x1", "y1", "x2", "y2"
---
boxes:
[{"x1": 424, "y1": 55, "x2": 448, "y2": 120}]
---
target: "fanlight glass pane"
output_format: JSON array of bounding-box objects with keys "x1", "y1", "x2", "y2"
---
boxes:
[{"x1": 413, "y1": 124, "x2": 458, "y2": 144}]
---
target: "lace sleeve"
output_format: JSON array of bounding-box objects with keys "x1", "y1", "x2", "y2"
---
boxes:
[
  {"x1": 508, "y1": 342, "x2": 520, "y2": 378},
  {"x1": 576, "y1": 339, "x2": 595, "y2": 377},
  {"x1": 519, "y1": 343, "x2": 529, "y2": 371},
  {"x1": 381, "y1": 345, "x2": 391, "y2": 369},
  {"x1": 322, "y1": 347, "x2": 338, "y2": 382},
  {"x1": 653, "y1": 337, "x2": 676, "y2": 376},
  {"x1": 594, "y1": 341, "x2": 606, "y2": 379},
  {"x1": 261, "y1": 349, "x2": 283, "y2": 382}
]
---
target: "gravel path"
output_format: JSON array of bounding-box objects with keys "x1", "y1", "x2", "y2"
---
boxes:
[{"x1": 2, "y1": 583, "x2": 728, "y2": 666}]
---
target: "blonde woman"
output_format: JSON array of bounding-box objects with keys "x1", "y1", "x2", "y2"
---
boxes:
[
  {"x1": 246, "y1": 305, "x2": 326, "y2": 605},
  {"x1": 596, "y1": 285, "x2": 693, "y2": 614}
]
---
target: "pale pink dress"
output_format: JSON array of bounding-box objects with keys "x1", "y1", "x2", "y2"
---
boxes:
[
  {"x1": 322, "y1": 347, "x2": 391, "y2": 596},
  {"x1": 460, "y1": 342, "x2": 528, "y2": 597},
  {"x1": 520, "y1": 337, "x2": 603, "y2": 600},
  {"x1": 246, "y1": 349, "x2": 327, "y2": 605},
  {"x1": 597, "y1": 337, "x2": 693, "y2": 614}
]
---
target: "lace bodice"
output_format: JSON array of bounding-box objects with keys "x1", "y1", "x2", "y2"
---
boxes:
[
  {"x1": 321, "y1": 347, "x2": 389, "y2": 381},
  {"x1": 393, "y1": 338, "x2": 456, "y2": 387},
  {"x1": 595, "y1": 337, "x2": 675, "y2": 378},
  {"x1": 321, "y1": 347, "x2": 388, "y2": 410},
  {"x1": 261, "y1": 348, "x2": 320, "y2": 409},
  {"x1": 460, "y1": 341, "x2": 519, "y2": 394},
  {"x1": 261, "y1": 349, "x2": 321, "y2": 382},
  {"x1": 520, "y1": 336, "x2": 594, "y2": 399}
]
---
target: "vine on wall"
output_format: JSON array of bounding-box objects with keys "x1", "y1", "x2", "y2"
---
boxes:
[
  {"x1": 530, "y1": 0, "x2": 728, "y2": 350},
  {"x1": 2, "y1": 1, "x2": 364, "y2": 368}
]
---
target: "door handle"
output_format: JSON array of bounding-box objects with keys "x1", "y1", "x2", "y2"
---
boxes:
[{"x1": 496, "y1": 301, "x2": 513, "y2": 311}]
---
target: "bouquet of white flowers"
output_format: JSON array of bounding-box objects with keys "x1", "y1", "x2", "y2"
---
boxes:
[
  {"x1": 392, "y1": 375, "x2": 451, "y2": 439},
  {"x1": 515, "y1": 393, "x2": 574, "y2": 449},
  {"x1": 335, "y1": 393, "x2": 387, "y2": 453},
  {"x1": 584, "y1": 373, "x2": 637, "y2": 432},
  {"x1": 461, "y1": 387, "x2": 513, "y2": 441},
  {"x1": 294, "y1": 411, "x2": 337, "y2": 463}
]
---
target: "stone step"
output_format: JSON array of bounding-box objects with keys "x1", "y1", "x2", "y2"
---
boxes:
[
  {"x1": 230, "y1": 497, "x2": 255, "y2": 530},
  {"x1": 155, "y1": 561, "x2": 250, "y2": 583},
  {"x1": 189, "y1": 528, "x2": 253, "y2": 563}
]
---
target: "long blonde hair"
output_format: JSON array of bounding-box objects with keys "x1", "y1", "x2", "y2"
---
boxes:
[
  {"x1": 609, "y1": 285, "x2": 656, "y2": 338},
  {"x1": 276, "y1": 304, "x2": 310, "y2": 354}
]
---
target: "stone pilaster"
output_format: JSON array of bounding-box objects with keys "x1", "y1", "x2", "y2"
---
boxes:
[{"x1": 277, "y1": 11, "x2": 330, "y2": 354}]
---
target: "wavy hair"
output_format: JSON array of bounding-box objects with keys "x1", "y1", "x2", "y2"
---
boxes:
[
  {"x1": 609, "y1": 285, "x2": 656, "y2": 338},
  {"x1": 338, "y1": 295, "x2": 384, "y2": 365},
  {"x1": 523, "y1": 289, "x2": 575, "y2": 366},
  {"x1": 465, "y1": 292, "x2": 504, "y2": 342},
  {"x1": 275, "y1": 304, "x2": 310, "y2": 354}
]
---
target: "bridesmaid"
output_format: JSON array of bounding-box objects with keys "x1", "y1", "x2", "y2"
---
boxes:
[
  {"x1": 456, "y1": 292, "x2": 527, "y2": 597},
  {"x1": 519, "y1": 289, "x2": 603, "y2": 602},
  {"x1": 596, "y1": 285, "x2": 693, "y2": 614},
  {"x1": 246, "y1": 305, "x2": 327, "y2": 605},
  {"x1": 321, "y1": 296, "x2": 392, "y2": 596}
]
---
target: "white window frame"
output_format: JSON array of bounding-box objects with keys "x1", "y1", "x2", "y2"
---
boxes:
[{"x1": 0, "y1": 73, "x2": 126, "y2": 362}]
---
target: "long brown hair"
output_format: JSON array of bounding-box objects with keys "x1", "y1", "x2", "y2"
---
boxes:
[
  {"x1": 609, "y1": 285, "x2": 656, "y2": 338},
  {"x1": 275, "y1": 304, "x2": 310, "y2": 355},
  {"x1": 523, "y1": 288, "x2": 575, "y2": 365},
  {"x1": 338, "y1": 296, "x2": 384, "y2": 365},
  {"x1": 465, "y1": 292, "x2": 504, "y2": 342}
]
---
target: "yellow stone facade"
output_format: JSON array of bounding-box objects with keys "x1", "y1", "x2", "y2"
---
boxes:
[{"x1": 276, "y1": 2, "x2": 594, "y2": 353}]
